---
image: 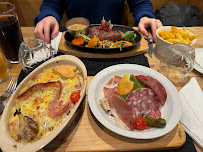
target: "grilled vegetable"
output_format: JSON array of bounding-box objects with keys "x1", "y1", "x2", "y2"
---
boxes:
[
  {"x1": 71, "y1": 38, "x2": 85, "y2": 46},
  {"x1": 130, "y1": 74, "x2": 145, "y2": 90},
  {"x1": 75, "y1": 30, "x2": 91, "y2": 43},
  {"x1": 143, "y1": 116, "x2": 166, "y2": 128},
  {"x1": 88, "y1": 38, "x2": 102, "y2": 48},
  {"x1": 122, "y1": 30, "x2": 137, "y2": 41}
]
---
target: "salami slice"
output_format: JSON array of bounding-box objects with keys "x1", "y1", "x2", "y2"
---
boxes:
[
  {"x1": 135, "y1": 75, "x2": 167, "y2": 106},
  {"x1": 126, "y1": 88, "x2": 161, "y2": 119}
]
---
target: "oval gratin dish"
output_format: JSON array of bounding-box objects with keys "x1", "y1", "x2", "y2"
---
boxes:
[{"x1": 0, "y1": 55, "x2": 87, "y2": 152}]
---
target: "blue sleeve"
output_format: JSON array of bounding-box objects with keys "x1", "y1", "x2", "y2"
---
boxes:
[
  {"x1": 127, "y1": 0, "x2": 155, "y2": 26},
  {"x1": 34, "y1": 0, "x2": 66, "y2": 26}
]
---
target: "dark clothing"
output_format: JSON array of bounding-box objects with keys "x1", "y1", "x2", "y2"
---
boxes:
[{"x1": 34, "y1": 0, "x2": 155, "y2": 26}]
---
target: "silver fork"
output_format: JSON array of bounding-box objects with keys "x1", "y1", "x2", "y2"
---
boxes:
[{"x1": 0, "y1": 77, "x2": 18, "y2": 113}]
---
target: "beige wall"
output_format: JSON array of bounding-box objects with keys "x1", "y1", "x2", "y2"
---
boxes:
[{"x1": 5, "y1": 0, "x2": 203, "y2": 27}]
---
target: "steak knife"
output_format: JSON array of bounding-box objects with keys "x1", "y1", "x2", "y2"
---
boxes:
[{"x1": 147, "y1": 29, "x2": 153, "y2": 58}]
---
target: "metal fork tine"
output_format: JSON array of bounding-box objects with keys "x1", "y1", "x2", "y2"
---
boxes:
[
  {"x1": 9, "y1": 77, "x2": 17, "y2": 94},
  {"x1": 6, "y1": 78, "x2": 16, "y2": 96},
  {"x1": 3, "y1": 77, "x2": 17, "y2": 97},
  {"x1": 3, "y1": 77, "x2": 14, "y2": 97}
]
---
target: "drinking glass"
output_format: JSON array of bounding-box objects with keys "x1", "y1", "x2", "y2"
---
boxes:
[
  {"x1": 0, "y1": 49, "x2": 10, "y2": 83},
  {"x1": 0, "y1": 2, "x2": 23, "y2": 63},
  {"x1": 158, "y1": 43, "x2": 195, "y2": 85},
  {"x1": 19, "y1": 38, "x2": 57, "y2": 72}
]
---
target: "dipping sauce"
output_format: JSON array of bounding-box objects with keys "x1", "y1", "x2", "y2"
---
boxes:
[{"x1": 67, "y1": 24, "x2": 87, "y2": 31}]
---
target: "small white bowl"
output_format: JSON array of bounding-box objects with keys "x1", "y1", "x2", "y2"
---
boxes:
[
  {"x1": 154, "y1": 26, "x2": 196, "y2": 57},
  {"x1": 0, "y1": 55, "x2": 87, "y2": 152}
]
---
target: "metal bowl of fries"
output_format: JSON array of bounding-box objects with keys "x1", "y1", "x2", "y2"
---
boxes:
[{"x1": 154, "y1": 26, "x2": 198, "y2": 57}]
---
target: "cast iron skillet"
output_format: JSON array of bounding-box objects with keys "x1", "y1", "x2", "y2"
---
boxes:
[{"x1": 64, "y1": 24, "x2": 142, "y2": 53}]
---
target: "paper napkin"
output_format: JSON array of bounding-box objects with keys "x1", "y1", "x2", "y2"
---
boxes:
[
  {"x1": 195, "y1": 49, "x2": 203, "y2": 68},
  {"x1": 179, "y1": 77, "x2": 203, "y2": 148},
  {"x1": 50, "y1": 31, "x2": 63, "y2": 51}
]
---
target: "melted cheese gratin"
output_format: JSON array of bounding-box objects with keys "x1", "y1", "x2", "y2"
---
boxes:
[{"x1": 8, "y1": 66, "x2": 83, "y2": 143}]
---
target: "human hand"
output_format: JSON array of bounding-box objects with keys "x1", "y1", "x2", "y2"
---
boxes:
[
  {"x1": 138, "y1": 17, "x2": 162, "y2": 42},
  {"x1": 34, "y1": 16, "x2": 59, "y2": 44}
]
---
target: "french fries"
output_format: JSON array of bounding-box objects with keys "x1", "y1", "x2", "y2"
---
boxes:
[{"x1": 158, "y1": 26, "x2": 199, "y2": 45}]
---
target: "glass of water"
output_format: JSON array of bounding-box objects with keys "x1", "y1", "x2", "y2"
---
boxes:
[
  {"x1": 158, "y1": 43, "x2": 195, "y2": 85},
  {"x1": 18, "y1": 38, "x2": 57, "y2": 72}
]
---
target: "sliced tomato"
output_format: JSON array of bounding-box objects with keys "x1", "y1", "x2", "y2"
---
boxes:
[
  {"x1": 135, "y1": 117, "x2": 147, "y2": 130},
  {"x1": 70, "y1": 91, "x2": 80, "y2": 103}
]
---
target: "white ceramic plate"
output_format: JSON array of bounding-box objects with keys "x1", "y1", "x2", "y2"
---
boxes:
[
  {"x1": 0, "y1": 55, "x2": 87, "y2": 152},
  {"x1": 194, "y1": 48, "x2": 203, "y2": 74},
  {"x1": 88, "y1": 64, "x2": 182, "y2": 139}
]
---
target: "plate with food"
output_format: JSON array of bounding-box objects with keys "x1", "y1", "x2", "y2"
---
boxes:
[
  {"x1": 65, "y1": 17, "x2": 142, "y2": 53},
  {"x1": 0, "y1": 55, "x2": 87, "y2": 152},
  {"x1": 88, "y1": 64, "x2": 182, "y2": 139}
]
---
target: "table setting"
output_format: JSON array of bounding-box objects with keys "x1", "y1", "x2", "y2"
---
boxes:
[{"x1": 0, "y1": 6, "x2": 203, "y2": 151}]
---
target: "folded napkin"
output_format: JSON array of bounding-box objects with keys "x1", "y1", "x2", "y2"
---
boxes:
[
  {"x1": 195, "y1": 48, "x2": 203, "y2": 68},
  {"x1": 180, "y1": 77, "x2": 203, "y2": 148},
  {"x1": 50, "y1": 31, "x2": 63, "y2": 51}
]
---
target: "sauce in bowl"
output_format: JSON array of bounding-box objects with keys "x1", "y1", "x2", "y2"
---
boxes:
[{"x1": 67, "y1": 24, "x2": 87, "y2": 31}]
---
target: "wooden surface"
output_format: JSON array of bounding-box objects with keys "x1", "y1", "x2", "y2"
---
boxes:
[
  {"x1": 59, "y1": 31, "x2": 148, "y2": 58},
  {"x1": 0, "y1": 27, "x2": 203, "y2": 152}
]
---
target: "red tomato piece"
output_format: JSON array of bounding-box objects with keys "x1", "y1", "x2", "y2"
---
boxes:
[
  {"x1": 70, "y1": 91, "x2": 80, "y2": 103},
  {"x1": 135, "y1": 117, "x2": 147, "y2": 130}
]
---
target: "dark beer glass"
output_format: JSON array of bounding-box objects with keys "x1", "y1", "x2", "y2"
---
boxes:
[{"x1": 0, "y1": 2, "x2": 23, "y2": 63}]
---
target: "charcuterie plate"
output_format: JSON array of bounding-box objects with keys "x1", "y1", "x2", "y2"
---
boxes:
[
  {"x1": 64, "y1": 24, "x2": 142, "y2": 53},
  {"x1": 88, "y1": 64, "x2": 182, "y2": 139}
]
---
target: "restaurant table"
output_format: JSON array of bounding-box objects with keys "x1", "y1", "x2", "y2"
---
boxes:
[{"x1": 0, "y1": 27, "x2": 203, "y2": 152}]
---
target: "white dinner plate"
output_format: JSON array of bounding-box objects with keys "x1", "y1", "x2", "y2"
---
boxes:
[
  {"x1": 88, "y1": 64, "x2": 182, "y2": 139},
  {"x1": 194, "y1": 48, "x2": 203, "y2": 74}
]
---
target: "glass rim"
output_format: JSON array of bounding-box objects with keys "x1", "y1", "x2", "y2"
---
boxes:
[
  {"x1": 171, "y1": 43, "x2": 195, "y2": 55},
  {"x1": 0, "y1": 2, "x2": 15, "y2": 15},
  {"x1": 19, "y1": 38, "x2": 45, "y2": 51}
]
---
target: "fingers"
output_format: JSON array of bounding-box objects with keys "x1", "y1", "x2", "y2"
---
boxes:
[
  {"x1": 34, "y1": 22, "x2": 45, "y2": 41},
  {"x1": 138, "y1": 17, "x2": 163, "y2": 42},
  {"x1": 34, "y1": 16, "x2": 59, "y2": 44},
  {"x1": 152, "y1": 19, "x2": 163, "y2": 42},
  {"x1": 44, "y1": 22, "x2": 51, "y2": 44},
  {"x1": 150, "y1": 20, "x2": 158, "y2": 42},
  {"x1": 139, "y1": 24, "x2": 148, "y2": 37},
  {"x1": 51, "y1": 23, "x2": 59, "y2": 40}
]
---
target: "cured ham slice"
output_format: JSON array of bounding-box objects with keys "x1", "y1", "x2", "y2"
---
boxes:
[
  {"x1": 17, "y1": 81, "x2": 62, "y2": 100},
  {"x1": 108, "y1": 91, "x2": 135, "y2": 130},
  {"x1": 135, "y1": 75, "x2": 167, "y2": 106},
  {"x1": 103, "y1": 76, "x2": 122, "y2": 101},
  {"x1": 103, "y1": 76, "x2": 135, "y2": 130},
  {"x1": 126, "y1": 88, "x2": 161, "y2": 119}
]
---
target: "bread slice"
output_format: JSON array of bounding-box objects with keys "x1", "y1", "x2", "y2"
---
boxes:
[{"x1": 52, "y1": 65, "x2": 77, "y2": 78}]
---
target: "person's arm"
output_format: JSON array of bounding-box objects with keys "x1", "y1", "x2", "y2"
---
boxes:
[
  {"x1": 34, "y1": 0, "x2": 66, "y2": 26},
  {"x1": 34, "y1": 0, "x2": 66, "y2": 44},
  {"x1": 127, "y1": 0, "x2": 162, "y2": 42},
  {"x1": 127, "y1": 0, "x2": 154, "y2": 26}
]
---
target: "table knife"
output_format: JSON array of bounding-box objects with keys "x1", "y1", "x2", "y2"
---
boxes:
[{"x1": 147, "y1": 29, "x2": 153, "y2": 58}]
